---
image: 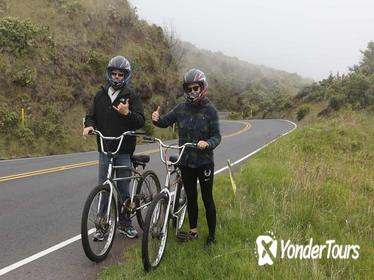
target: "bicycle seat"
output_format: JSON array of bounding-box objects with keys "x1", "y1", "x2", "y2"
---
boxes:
[{"x1": 131, "y1": 154, "x2": 150, "y2": 164}]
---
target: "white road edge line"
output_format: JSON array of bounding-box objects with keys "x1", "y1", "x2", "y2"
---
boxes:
[
  {"x1": 0, "y1": 235, "x2": 81, "y2": 276},
  {"x1": 0, "y1": 120, "x2": 297, "y2": 276},
  {"x1": 215, "y1": 119, "x2": 297, "y2": 174},
  {"x1": 0, "y1": 229, "x2": 95, "y2": 276}
]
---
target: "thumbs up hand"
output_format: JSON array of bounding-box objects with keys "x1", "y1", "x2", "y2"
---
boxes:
[{"x1": 152, "y1": 106, "x2": 161, "y2": 122}]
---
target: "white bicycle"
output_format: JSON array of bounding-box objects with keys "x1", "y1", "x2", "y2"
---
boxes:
[{"x1": 141, "y1": 137, "x2": 196, "y2": 271}]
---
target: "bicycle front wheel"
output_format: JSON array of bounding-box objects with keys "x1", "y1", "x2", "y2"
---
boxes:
[
  {"x1": 172, "y1": 179, "x2": 187, "y2": 230},
  {"x1": 135, "y1": 170, "x2": 161, "y2": 230},
  {"x1": 142, "y1": 192, "x2": 169, "y2": 272},
  {"x1": 81, "y1": 184, "x2": 117, "y2": 262}
]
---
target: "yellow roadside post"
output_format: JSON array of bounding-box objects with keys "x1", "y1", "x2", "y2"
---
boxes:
[
  {"x1": 227, "y1": 160, "x2": 237, "y2": 195},
  {"x1": 21, "y1": 108, "x2": 25, "y2": 128}
]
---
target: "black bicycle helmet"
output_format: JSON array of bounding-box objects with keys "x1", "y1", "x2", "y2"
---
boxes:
[{"x1": 106, "y1": 56, "x2": 131, "y2": 90}]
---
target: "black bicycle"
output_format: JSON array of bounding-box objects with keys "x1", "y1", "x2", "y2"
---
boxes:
[{"x1": 81, "y1": 130, "x2": 161, "y2": 262}]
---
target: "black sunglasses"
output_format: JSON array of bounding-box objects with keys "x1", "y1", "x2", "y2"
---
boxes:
[{"x1": 186, "y1": 85, "x2": 200, "y2": 93}]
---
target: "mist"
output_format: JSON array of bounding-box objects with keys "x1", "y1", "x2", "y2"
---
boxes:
[{"x1": 130, "y1": 0, "x2": 374, "y2": 80}]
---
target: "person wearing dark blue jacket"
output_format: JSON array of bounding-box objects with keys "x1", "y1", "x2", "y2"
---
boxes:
[{"x1": 152, "y1": 68, "x2": 221, "y2": 247}]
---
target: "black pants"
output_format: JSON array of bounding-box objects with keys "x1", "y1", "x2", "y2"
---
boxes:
[{"x1": 180, "y1": 163, "x2": 216, "y2": 238}]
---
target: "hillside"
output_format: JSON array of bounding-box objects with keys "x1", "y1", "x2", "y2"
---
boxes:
[
  {"x1": 0, "y1": 0, "x2": 181, "y2": 158},
  {"x1": 177, "y1": 41, "x2": 312, "y2": 114},
  {"x1": 282, "y1": 42, "x2": 374, "y2": 122},
  {"x1": 0, "y1": 0, "x2": 309, "y2": 158}
]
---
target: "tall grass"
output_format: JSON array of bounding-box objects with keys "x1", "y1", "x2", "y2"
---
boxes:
[{"x1": 99, "y1": 111, "x2": 373, "y2": 279}]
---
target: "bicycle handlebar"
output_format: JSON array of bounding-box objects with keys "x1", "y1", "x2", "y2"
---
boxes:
[
  {"x1": 145, "y1": 136, "x2": 196, "y2": 166},
  {"x1": 91, "y1": 130, "x2": 145, "y2": 155}
]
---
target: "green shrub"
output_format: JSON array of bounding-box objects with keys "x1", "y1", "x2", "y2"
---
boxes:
[
  {"x1": 142, "y1": 110, "x2": 154, "y2": 136},
  {"x1": 228, "y1": 111, "x2": 242, "y2": 120},
  {"x1": 49, "y1": 0, "x2": 82, "y2": 15},
  {"x1": 296, "y1": 105, "x2": 311, "y2": 121},
  {"x1": 0, "y1": 17, "x2": 50, "y2": 55},
  {"x1": 84, "y1": 49, "x2": 108, "y2": 75},
  {"x1": 0, "y1": 110, "x2": 19, "y2": 131},
  {"x1": 329, "y1": 95, "x2": 345, "y2": 111},
  {"x1": 14, "y1": 126, "x2": 34, "y2": 145},
  {"x1": 13, "y1": 68, "x2": 36, "y2": 87}
]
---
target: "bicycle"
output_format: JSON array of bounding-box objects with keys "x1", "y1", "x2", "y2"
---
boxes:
[
  {"x1": 141, "y1": 137, "x2": 196, "y2": 271},
  {"x1": 81, "y1": 130, "x2": 161, "y2": 262}
]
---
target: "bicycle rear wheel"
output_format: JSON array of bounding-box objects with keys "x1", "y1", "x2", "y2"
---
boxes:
[
  {"x1": 135, "y1": 170, "x2": 161, "y2": 230},
  {"x1": 172, "y1": 179, "x2": 187, "y2": 230},
  {"x1": 142, "y1": 192, "x2": 169, "y2": 272},
  {"x1": 81, "y1": 184, "x2": 117, "y2": 262}
]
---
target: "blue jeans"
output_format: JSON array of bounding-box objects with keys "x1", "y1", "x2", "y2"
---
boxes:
[{"x1": 98, "y1": 153, "x2": 132, "y2": 226}]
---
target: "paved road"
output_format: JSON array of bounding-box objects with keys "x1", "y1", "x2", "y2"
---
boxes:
[{"x1": 0, "y1": 119, "x2": 295, "y2": 279}]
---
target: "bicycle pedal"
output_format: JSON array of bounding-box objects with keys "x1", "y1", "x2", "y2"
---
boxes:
[
  {"x1": 135, "y1": 193, "x2": 152, "y2": 203},
  {"x1": 176, "y1": 231, "x2": 189, "y2": 241},
  {"x1": 122, "y1": 199, "x2": 135, "y2": 213},
  {"x1": 176, "y1": 231, "x2": 198, "y2": 241}
]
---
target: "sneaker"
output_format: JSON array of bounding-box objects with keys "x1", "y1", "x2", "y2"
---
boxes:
[
  {"x1": 92, "y1": 229, "x2": 105, "y2": 242},
  {"x1": 188, "y1": 231, "x2": 198, "y2": 240},
  {"x1": 205, "y1": 236, "x2": 216, "y2": 248},
  {"x1": 118, "y1": 224, "x2": 138, "y2": 238}
]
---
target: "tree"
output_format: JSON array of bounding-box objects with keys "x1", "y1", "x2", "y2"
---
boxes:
[{"x1": 351, "y1": 41, "x2": 374, "y2": 75}]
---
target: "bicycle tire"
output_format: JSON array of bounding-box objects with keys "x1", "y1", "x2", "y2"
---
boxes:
[
  {"x1": 172, "y1": 178, "x2": 187, "y2": 230},
  {"x1": 135, "y1": 170, "x2": 161, "y2": 230},
  {"x1": 81, "y1": 184, "x2": 117, "y2": 262},
  {"x1": 142, "y1": 192, "x2": 169, "y2": 272}
]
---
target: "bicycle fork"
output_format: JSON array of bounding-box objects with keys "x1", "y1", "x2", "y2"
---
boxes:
[
  {"x1": 102, "y1": 159, "x2": 116, "y2": 223},
  {"x1": 96, "y1": 180, "x2": 116, "y2": 224},
  {"x1": 159, "y1": 188, "x2": 172, "y2": 236}
]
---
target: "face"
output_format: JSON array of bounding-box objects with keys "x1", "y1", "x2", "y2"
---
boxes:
[
  {"x1": 185, "y1": 82, "x2": 202, "y2": 102},
  {"x1": 111, "y1": 70, "x2": 125, "y2": 81},
  {"x1": 186, "y1": 83, "x2": 201, "y2": 93}
]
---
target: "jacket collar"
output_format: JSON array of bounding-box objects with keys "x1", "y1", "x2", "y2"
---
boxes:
[
  {"x1": 102, "y1": 83, "x2": 130, "y2": 98},
  {"x1": 187, "y1": 97, "x2": 209, "y2": 107}
]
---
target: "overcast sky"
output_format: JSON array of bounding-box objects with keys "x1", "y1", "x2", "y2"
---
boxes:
[{"x1": 129, "y1": 0, "x2": 374, "y2": 80}]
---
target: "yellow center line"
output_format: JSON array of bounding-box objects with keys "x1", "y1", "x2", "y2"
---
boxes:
[
  {"x1": 0, "y1": 161, "x2": 98, "y2": 183},
  {"x1": 0, "y1": 120, "x2": 251, "y2": 183},
  {"x1": 222, "y1": 120, "x2": 251, "y2": 138}
]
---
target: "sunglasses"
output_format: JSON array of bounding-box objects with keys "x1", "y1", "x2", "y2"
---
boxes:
[
  {"x1": 186, "y1": 85, "x2": 200, "y2": 93},
  {"x1": 111, "y1": 71, "x2": 125, "y2": 77}
]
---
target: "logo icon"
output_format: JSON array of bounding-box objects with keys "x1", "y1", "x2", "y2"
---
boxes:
[
  {"x1": 204, "y1": 169, "x2": 211, "y2": 177},
  {"x1": 256, "y1": 231, "x2": 277, "y2": 266}
]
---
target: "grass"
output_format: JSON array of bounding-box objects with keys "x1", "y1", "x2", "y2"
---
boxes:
[{"x1": 99, "y1": 110, "x2": 373, "y2": 279}]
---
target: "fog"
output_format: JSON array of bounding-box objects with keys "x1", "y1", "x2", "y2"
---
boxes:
[{"x1": 130, "y1": 0, "x2": 374, "y2": 80}]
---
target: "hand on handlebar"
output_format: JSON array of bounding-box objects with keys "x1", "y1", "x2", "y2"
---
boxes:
[
  {"x1": 197, "y1": 140, "x2": 209, "y2": 150},
  {"x1": 83, "y1": 126, "x2": 94, "y2": 139}
]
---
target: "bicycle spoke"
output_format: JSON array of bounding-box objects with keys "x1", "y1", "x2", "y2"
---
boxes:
[
  {"x1": 142, "y1": 194, "x2": 169, "y2": 271},
  {"x1": 173, "y1": 180, "x2": 187, "y2": 230},
  {"x1": 136, "y1": 171, "x2": 161, "y2": 230}
]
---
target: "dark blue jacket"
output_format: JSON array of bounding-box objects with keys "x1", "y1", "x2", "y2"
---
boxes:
[{"x1": 153, "y1": 98, "x2": 221, "y2": 168}]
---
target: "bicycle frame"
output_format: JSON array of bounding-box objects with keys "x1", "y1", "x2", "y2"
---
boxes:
[{"x1": 93, "y1": 130, "x2": 146, "y2": 223}]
